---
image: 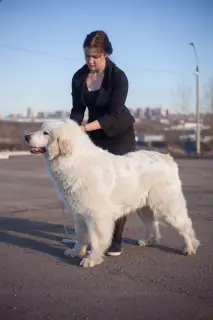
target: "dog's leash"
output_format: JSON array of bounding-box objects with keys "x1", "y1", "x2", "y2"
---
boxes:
[
  {"x1": 62, "y1": 203, "x2": 69, "y2": 235},
  {"x1": 61, "y1": 202, "x2": 76, "y2": 245},
  {"x1": 60, "y1": 202, "x2": 89, "y2": 256}
]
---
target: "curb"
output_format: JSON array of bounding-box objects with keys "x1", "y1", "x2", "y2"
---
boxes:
[
  {"x1": 0, "y1": 152, "x2": 9, "y2": 159},
  {"x1": 0, "y1": 151, "x2": 32, "y2": 159}
]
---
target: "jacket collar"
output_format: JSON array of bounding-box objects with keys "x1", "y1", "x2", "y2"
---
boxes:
[
  {"x1": 79, "y1": 58, "x2": 114, "y2": 86},
  {"x1": 80, "y1": 59, "x2": 114, "y2": 107}
]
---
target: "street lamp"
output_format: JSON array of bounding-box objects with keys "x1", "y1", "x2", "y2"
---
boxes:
[{"x1": 189, "y1": 42, "x2": 200, "y2": 155}]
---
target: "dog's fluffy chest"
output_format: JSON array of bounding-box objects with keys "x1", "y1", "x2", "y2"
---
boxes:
[{"x1": 46, "y1": 159, "x2": 91, "y2": 214}]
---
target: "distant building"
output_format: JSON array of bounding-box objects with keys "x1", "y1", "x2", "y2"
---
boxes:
[
  {"x1": 135, "y1": 108, "x2": 144, "y2": 119},
  {"x1": 27, "y1": 106, "x2": 36, "y2": 119},
  {"x1": 145, "y1": 107, "x2": 152, "y2": 119},
  {"x1": 37, "y1": 111, "x2": 50, "y2": 119},
  {"x1": 54, "y1": 111, "x2": 69, "y2": 119},
  {"x1": 150, "y1": 107, "x2": 168, "y2": 119}
]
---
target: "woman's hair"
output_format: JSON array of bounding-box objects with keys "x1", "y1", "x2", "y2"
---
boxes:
[{"x1": 83, "y1": 30, "x2": 113, "y2": 55}]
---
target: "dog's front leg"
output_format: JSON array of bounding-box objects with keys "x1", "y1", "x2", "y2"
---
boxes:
[
  {"x1": 64, "y1": 214, "x2": 88, "y2": 258},
  {"x1": 80, "y1": 217, "x2": 114, "y2": 268}
]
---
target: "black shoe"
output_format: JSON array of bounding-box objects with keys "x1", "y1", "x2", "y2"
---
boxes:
[{"x1": 107, "y1": 242, "x2": 122, "y2": 256}]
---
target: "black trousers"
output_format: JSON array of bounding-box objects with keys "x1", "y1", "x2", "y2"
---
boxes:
[{"x1": 112, "y1": 216, "x2": 127, "y2": 244}]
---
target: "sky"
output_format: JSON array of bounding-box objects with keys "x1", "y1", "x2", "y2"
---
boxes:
[{"x1": 0, "y1": 0, "x2": 213, "y2": 116}]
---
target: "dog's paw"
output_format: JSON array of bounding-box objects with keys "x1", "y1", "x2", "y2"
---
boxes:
[
  {"x1": 64, "y1": 248, "x2": 76, "y2": 258},
  {"x1": 79, "y1": 257, "x2": 103, "y2": 268},
  {"x1": 181, "y1": 245, "x2": 197, "y2": 256},
  {"x1": 64, "y1": 248, "x2": 87, "y2": 258},
  {"x1": 64, "y1": 245, "x2": 88, "y2": 258},
  {"x1": 138, "y1": 237, "x2": 159, "y2": 247},
  {"x1": 137, "y1": 239, "x2": 147, "y2": 247}
]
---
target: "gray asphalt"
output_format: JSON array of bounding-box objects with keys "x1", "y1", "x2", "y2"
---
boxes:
[{"x1": 0, "y1": 156, "x2": 213, "y2": 320}]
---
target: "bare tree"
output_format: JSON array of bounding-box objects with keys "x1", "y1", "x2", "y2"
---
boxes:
[
  {"x1": 171, "y1": 77, "x2": 192, "y2": 114},
  {"x1": 202, "y1": 78, "x2": 213, "y2": 113}
]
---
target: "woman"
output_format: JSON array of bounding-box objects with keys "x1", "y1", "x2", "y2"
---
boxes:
[{"x1": 70, "y1": 30, "x2": 136, "y2": 256}]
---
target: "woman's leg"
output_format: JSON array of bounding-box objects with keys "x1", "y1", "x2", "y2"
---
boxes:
[
  {"x1": 112, "y1": 216, "x2": 127, "y2": 244},
  {"x1": 107, "y1": 216, "x2": 127, "y2": 256}
]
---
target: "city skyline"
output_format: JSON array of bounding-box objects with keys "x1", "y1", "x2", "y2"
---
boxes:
[{"x1": 1, "y1": 105, "x2": 204, "y2": 122}]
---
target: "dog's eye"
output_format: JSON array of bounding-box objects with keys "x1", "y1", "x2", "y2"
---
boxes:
[{"x1": 43, "y1": 131, "x2": 49, "y2": 135}]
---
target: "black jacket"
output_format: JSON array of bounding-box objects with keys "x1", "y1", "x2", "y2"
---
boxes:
[{"x1": 70, "y1": 59, "x2": 136, "y2": 154}]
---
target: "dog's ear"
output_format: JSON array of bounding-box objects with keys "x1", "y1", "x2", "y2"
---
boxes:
[
  {"x1": 48, "y1": 139, "x2": 60, "y2": 160},
  {"x1": 49, "y1": 124, "x2": 72, "y2": 158},
  {"x1": 58, "y1": 139, "x2": 72, "y2": 156}
]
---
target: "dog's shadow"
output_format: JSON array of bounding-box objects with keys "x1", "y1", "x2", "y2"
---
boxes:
[
  {"x1": 0, "y1": 217, "x2": 80, "y2": 266},
  {"x1": 0, "y1": 217, "x2": 182, "y2": 265},
  {"x1": 122, "y1": 237, "x2": 182, "y2": 255}
]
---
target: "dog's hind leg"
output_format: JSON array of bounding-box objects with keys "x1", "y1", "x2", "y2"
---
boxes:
[
  {"x1": 137, "y1": 207, "x2": 161, "y2": 247},
  {"x1": 148, "y1": 186, "x2": 200, "y2": 255},
  {"x1": 163, "y1": 212, "x2": 200, "y2": 255},
  {"x1": 64, "y1": 214, "x2": 88, "y2": 258},
  {"x1": 80, "y1": 217, "x2": 114, "y2": 268}
]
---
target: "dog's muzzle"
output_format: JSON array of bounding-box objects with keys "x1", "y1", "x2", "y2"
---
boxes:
[
  {"x1": 29, "y1": 147, "x2": 46, "y2": 154},
  {"x1": 24, "y1": 134, "x2": 46, "y2": 154}
]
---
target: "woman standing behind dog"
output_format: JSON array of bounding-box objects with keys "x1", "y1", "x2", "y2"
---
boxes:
[{"x1": 70, "y1": 30, "x2": 136, "y2": 256}]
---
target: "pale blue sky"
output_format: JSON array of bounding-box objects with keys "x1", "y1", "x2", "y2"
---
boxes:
[{"x1": 0, "y1": 0, "x2": 213, "y2": 116}]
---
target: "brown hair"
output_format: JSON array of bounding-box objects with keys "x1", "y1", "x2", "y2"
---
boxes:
[{"x1": 83, "y1": 30, "x2": 113, "y2": 55}]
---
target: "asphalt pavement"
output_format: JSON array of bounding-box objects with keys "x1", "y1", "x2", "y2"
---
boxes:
[{"x1": 0, "y1": 156, "x2": 213, "y2": 320}]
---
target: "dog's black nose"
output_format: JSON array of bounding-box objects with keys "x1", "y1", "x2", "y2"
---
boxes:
[{"x1": 25, "y1": 134, "x2": 31, "y2": 143}]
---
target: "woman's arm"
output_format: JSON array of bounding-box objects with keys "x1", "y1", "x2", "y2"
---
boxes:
[
  {"x1": 70, "y1": 76, "x2": 86, "y2": 125},
  {"x1": 98, "y1": 70, "x2": 129, "y2": 130},
  {"x1": 82, "y1": 120, "x2": 101, "y2": 132},
  {"x1": 81, "y1": 70, "x2": 134, "y2": 135}
]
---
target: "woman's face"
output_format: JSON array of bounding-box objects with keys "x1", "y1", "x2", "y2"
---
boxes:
[{"x1": 84, "y1": 47, "x2": 107, "y2": 72}]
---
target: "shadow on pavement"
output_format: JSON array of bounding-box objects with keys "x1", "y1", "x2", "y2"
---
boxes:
[
  {"x1": 0, "y1": 217, "x2": 80, "y2": 266},
  {"x1": 122, "y1": 237, "x2": 182, "y2": 255},
  {"x1": 0, "y1": 217, "x2": 183, "y2": 264}
]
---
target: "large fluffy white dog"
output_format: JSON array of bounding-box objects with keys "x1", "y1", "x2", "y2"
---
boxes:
[{"x1": 25, "y1": 120, "x2": 200, "y2": 267}]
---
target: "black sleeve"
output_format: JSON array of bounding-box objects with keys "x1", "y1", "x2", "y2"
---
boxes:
[
  {"x1": 98, "y1": 70, "x2": 135, "y2": 137},
  {"x1": 69, "y1": 76, "x2": 86, "y2": 125}
]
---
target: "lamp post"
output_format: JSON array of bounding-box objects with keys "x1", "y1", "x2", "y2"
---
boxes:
[{"x1": 189, "y1": 42, "x2": 200, "y2": 155}]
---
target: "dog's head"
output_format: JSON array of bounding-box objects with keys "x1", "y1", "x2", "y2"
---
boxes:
[{"x1": 25, "y1": 120, "x2": 80, "y2": 160}]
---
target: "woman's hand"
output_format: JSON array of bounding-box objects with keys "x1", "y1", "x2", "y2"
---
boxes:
[
  {"x1": 80, "y1": 125, "x2": 86, "y2": 132},
  {"x1": 80, "y1": 121, "x2": 101, "y2": 132}
]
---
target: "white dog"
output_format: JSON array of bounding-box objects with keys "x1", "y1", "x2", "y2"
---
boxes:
[{"x1": 25, "y1": 120, "x2": 200, "y2": 268}]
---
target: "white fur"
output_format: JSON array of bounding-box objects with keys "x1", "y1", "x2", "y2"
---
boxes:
[{"x1": 27, "y1": 120, "x2": 200, "y2": 267}]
